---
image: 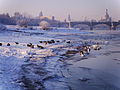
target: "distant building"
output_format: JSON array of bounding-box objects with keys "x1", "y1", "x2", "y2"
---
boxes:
[
  {"x1": 39, "y1": 11, "x2": 43, "y2": 17},
  {"x1": 64, "y1": 19, "x2": 67, "y2": 23},
  {"x1": 68, "y1": 14, "x2": 71, "y2": 22},
  {"x1": 39, "y1": 11, "x2": 55, "y2": 21},
  {"x1": 99, "y1": 9, "x2": 112, "y2": 22},
  {"x1": 68, "y1": 14, "x2": 71, "y2": 28},
  {"x1": 52, "y1": 16, "x2": 55, "y2": 21},
  {"x1": 91, "y1": 19, "x2": 97, "y2": 22}
]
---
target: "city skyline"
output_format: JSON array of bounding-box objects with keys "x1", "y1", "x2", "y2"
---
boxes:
[{"x1": 0, "y1": 0, "x2": 120, "y2": 21}]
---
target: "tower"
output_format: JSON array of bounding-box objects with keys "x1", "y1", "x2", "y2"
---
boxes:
[
  {"x1": 68, "y1": 14, "x2": 71, "y2": 22},
  {"x1": 105, "y1": 9, "x2": 110, "y2": 21},
  {"x1": 68, "y1": 14, "x2": 71, "y2": 29},
  {"x1": 39, "y1": 11, "x2": 43, "y2": 17},
  {"x1": 52, "y1": 16, "x2": 55, "y2": 21}
]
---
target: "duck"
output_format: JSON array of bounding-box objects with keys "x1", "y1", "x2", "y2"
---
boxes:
[
  {"x1": 31, "y1": 45, "x2": 34, "y2": 48},
  {"x1": 39, "y1": 41, "x2": 43, "y2": 43},
  {"x1": 91, "y1": 43, "x2": 101, "y2": 50},
  {"x1": 47, "y1": 41, "x2": 52, "y2": 44},
  {"x1": 15, "y1": 42, "x2": 19, "y2": 44},
  {"x1": 44, "y1": 41, "x2": 48, "y2": 45},
  {"x1": 27, "y1": 43, "x2": 34, "y2": 48},
  {"x1": 56, "y1": 40, "x2": 60, "y2": 43},
  {"x1": 7, "y1": 43, "x2": 10, "y2": 46},
  {"x1": 27, "y1": 43, "x2": 32, "y2": 47},
  {"x1": 79, "y1": 51, "x2": 84, "y2": 57},
  {"x1": 51, "y1": 40, "x2": 55, "y2": 43},
  {"x1": 66, "y1": 41, "x2": 70, "y2": 44},
  {"x1": 37, "y1": 45, "x2": 44, "y2": 49},
  {"x1": 83, "y1": 46, "x2": 91, "y2": 54},
  {"x1": 0, "y1": 43, "x2": 2, "y2": 46}
]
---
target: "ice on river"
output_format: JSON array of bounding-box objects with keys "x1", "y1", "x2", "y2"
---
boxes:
[{"x1": 0, "y1": 26, "x2": 120, "y2": 90}]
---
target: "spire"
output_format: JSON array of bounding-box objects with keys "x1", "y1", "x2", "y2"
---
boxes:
[
  {"x1": 68, "y1": 14, "x2": 71, "y2": 22},
  {"x1": 68, "y1": 14, "x2": 71, "y2": 29},
  {"x1": 105, "y1": 9, "x2": 109, "y2": 20},
  {"x1": 39, "y1": 11, "x2": 43, "y2": 17}
]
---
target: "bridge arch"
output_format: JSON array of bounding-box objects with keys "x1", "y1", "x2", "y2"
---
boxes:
[
  {"x1": 116, "y1": 25, "x2": 120, "y2": 30},
  {"x1": 93, "y1": 24, "x2": 110, "y2": 30},
  {"x1": 73, "y1": 24, "x2": 90, "y2": 30}
]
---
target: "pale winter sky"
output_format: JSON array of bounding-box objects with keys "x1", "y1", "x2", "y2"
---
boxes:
[{"x1": 0, "y1": 0, "x2": 120, "y2": 21}]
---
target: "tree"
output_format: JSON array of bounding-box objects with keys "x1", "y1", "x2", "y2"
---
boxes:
[
  {"x1": 16, "y1": 19, "x2": 29, "y2": 27},
  {"x1": 40, "y1": 21, "x2": 50, "y2": 30}
]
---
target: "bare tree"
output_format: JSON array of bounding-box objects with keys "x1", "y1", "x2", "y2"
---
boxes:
[
  {"x1": 40, "y1": 21, "x2": 50, "y2": 30},
  {"x1": 17, "y1": 19, "x2": 30, "y2": 27}
]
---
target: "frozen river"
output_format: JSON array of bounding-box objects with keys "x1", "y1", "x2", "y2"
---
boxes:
[{"x1": 0, "y1": 28, "x2": 120, "y2": 90}]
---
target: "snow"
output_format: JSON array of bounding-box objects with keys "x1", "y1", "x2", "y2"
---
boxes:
[
  {"x1": 0, "y1": 56, "x2": 24, "y2": 90},
  {"x1": 1, "y1": 27, "x2": 87, "y2": 90},
  {"x1": 0, "y1": 25, "x2": 120, "y2": 90},
  {"x1": 0, "y1": 24, "x2": 6, "y2": 30}
]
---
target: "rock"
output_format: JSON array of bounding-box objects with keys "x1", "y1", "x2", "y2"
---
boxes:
[
  {"x1": 66, "y1": 50, "x2": 78, "y2": 54},
  {"x1": 79, "y1": 77, "x2": 90, "y2": 82},
  {"x1": 75, "y1": 46, "x2": 84, "y2": 50}
]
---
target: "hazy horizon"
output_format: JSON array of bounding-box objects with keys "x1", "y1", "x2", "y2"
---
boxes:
[{"x1": 0, "y1": 0, "x2": 120, "y2": 21}]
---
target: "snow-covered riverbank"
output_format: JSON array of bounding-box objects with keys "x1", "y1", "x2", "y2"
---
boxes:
[{"x1": 0, "y1": 28, "x2": 120, "y2": 90}]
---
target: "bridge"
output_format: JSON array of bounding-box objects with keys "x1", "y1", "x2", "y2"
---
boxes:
[{"x1": 58, "y1": 21, "x2": 120, "y2": 30}]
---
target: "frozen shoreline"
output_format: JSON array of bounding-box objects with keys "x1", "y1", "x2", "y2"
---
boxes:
[{"x1": 0, "y1": 28, "x2": 120, "y2": 90}]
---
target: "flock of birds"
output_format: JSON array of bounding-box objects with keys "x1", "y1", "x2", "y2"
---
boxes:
[
  {"x1": 0, "y1": 40, "x2": 70, "y2": 49},
  {"x1": 0, "y1": 40, "x2": 101, "y2": 57},
  {"x1": 76, "y1": 43, "x2": 101, "y2": 57}
]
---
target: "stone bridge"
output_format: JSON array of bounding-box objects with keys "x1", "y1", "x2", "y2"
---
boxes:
[{"x1": 58, "y1": 21, "x2": 120, "y2": 30}]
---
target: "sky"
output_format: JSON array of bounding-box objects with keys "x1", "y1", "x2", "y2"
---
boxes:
[{"x1": 0, "y1": 0, "x2": 120, "y2": 21}]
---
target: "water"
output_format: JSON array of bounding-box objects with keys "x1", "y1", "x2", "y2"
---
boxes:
[{"x1": 1, "y1": 29, "x2": 120, "y2": 90}]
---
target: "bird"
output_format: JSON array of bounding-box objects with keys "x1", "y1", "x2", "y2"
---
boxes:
[
  {"x1": 0, "y1": 43, "x2": 2, "y2": 46},
  {"x1": 27, "y1": 43, "x2": 32, "y2": 47},
  {"x1": 7, "y1": 43, "x2": 10, "y2": 46},
  {"x1": 47, "y1": 41, "x2": 52, "y2": 44},
  {"x1": 56, "y1": 40, "x2": 60, "y2": 43},
  {"x1": 51, "y1": 40, "x2": 55, "y2": 43},
  {"x1": 31, "y1": 45, "x2": 34, "y2": 48},
  {"x1": 83, "y1": 46, "x2": 91, "y2": 54},
  {"x1": 91, "y1": 43, "x2": 101, "y2": 50},
  {"x1": 66, "y1": 41, "x2": 70, "y2": 44},
  {"x1": 37, "y1": 45, "x2": 44, "y2": 49},
  {"x1": 79, "y1": 51, "x2": 84, "y2": 57},
  {"x1": 44, "y1": 41, "x2": 48, "y2": 45},
  {"x1": 39, "y1": 41, "x2": 43, "y2": 43},
  {"x1": 15, "y1": 42, "x2": 19, "y2": 44},
  {"x1": 27, "y1": 43, "x2": 34, "y2": 48}
]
